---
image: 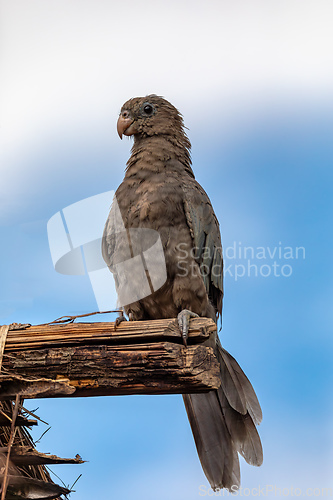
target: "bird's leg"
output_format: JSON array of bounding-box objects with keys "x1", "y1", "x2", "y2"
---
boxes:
[
  {"x1": 114, "y1": 310, "x2": 135, "y2": 330},
  {"x1": 114, "y1": 310, "x2": 128, "y2": 330},
  {"x1": 114, "y1": 314, "x2": 126, "y2": 330},
  {"x1": 177, "y1": 309, "x2": 199, "y2": 346}
]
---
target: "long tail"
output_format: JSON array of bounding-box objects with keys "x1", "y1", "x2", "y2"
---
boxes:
[{"x1": 183, "y1": 342, "x2": 263, "y2": 491}]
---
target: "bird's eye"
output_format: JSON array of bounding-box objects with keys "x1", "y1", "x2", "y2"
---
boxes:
[{"x1": 142, "y1": 103, "x2": 154, "y2": 115}]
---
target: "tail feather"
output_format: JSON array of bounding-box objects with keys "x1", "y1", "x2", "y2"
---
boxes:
[
  {"x1": 217, "y1": 342, "x2": 263, "y2": 425},
  {"x1": 183, "y1": 392, "x2": 240, "y2": 491},
  {"x1": 218, "y1": 387, "x2": 263, "y2": 466},
  {"x1": 217, "y1": 347, "x2": 248, "y2": 415},
  {"x1": 183, "y1": 344, "x2": 263, "y2": 491}
]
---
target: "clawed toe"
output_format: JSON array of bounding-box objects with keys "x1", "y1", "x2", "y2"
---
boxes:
[
  {"x1": 114, "y1": 314, "x2": 127, "y2": 330},
  {"x1": 177, "y1": 309, "x2": 199, "y2": 346}
]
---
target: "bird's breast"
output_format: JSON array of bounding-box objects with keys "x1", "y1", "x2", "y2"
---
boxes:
[{"x1": 115, "y1": 173, "x2": 187, "y2": 232}]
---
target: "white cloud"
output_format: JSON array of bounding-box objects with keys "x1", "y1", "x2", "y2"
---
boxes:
[{"x1": 1, "y1": 0, "x2": 333, "y2": 220}]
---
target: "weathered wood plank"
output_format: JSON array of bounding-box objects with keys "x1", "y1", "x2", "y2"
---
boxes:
[
  {"x1": 4, "y1": 317, "x2": 216, "y2": 351},
  {"x1": 1, "y1": 342, "x2": 220, "y2": 399},
  {"x1": 0, "y1": 374, "x2": 76, "y2": 400},
  {"x1": 0, "y1": 318, "x2": 219, "y2": 400}
]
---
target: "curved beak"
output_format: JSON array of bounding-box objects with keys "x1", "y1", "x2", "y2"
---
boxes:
[{"x1": 117, "y1": 114, "x2": 135, "y2": 139}]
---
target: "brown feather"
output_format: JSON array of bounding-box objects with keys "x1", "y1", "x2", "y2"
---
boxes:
[
  {"x1": 183, "y1": 393, "x2": 240, "y2": 491},
  {"x1": 218, "y1": 342, "x2": 263, "y2": 425},
  {"x1": 102, "y1": 95, "x2": 263, "y2": 491},
  {"x1": 218, "y1": 388, "x2": 263, "y2": 466}
]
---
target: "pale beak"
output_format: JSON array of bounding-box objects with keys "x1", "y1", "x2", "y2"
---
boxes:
[{"x1": 117, "y1": 113, "x2": 135, "y2": 139}]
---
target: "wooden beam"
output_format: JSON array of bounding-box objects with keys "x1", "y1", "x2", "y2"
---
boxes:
[
  {"x1": 1, "y1": 318, "x2": 219, "y2": 399},
  {"x1": 5, "y1": 317, "x2": 215, "y2": 350}
]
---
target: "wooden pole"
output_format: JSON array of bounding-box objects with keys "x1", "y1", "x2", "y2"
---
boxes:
[{"x1": 0, "y1": 318, "x2": 220, "y2": 400}]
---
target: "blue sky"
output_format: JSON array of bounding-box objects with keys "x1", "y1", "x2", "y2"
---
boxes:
[{"x1": 1, "y1": 1, "x2": 332, "y2": 498}]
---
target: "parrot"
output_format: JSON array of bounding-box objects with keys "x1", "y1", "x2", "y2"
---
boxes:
[{"x1": 102, "y1": 95, "x2": 263, "y2": 491}]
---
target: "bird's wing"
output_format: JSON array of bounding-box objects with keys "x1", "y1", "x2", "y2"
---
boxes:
[
  {"x1": 101, "y1": 193, "x2": 131, "y2": 271},
  {"x1": 182, "y1": 178, "x2": 224, "y2": 319},
  {"x1": 102, "y1": 196, "x2": 117, "y2": 270}
]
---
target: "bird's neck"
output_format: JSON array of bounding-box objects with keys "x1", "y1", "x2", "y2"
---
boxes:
[{"x1": 125, "y1": 134, "x2": 194, "y2": 178}]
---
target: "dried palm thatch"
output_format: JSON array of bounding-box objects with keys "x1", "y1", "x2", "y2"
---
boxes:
[
  {"x1": 0, "y1": 398, "x2": 73, "y2": 500},
  {"x1": 0, "y1": 325, "x2": 84, "y2": 500}
]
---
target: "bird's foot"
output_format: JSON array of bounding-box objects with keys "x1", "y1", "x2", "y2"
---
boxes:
[
  {"x1": 177, "y1": 309, "x2": 199, "y2": 346},
  {"x1": 114, "y1": 314, "x2": 127, "y2": 330},
  {"x1": 114, "y1": 311, "x2": 135, "y2": 330}
]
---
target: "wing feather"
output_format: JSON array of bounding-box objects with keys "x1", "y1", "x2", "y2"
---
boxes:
[{"x1": 182, "y1": 181, "x2": 223, "y2": 318}]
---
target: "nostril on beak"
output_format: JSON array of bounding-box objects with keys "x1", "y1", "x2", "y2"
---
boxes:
[{"x1": 122, "y1": 110, "x2": 129, "y2": 118}]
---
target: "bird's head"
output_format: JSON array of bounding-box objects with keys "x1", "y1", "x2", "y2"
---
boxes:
[{"x1": 117, "y1": 95, "x2": 188, "y2": 142}]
